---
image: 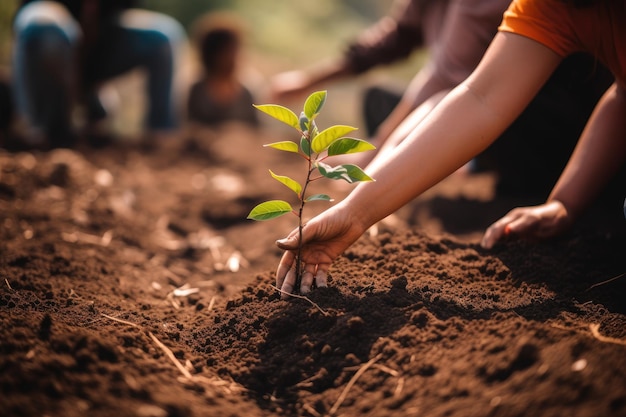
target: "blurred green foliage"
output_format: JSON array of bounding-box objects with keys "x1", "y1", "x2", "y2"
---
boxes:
[
  {"x1": 0, "y1": 1, "x2": 388, "y2": 67},
  {"x1": 228, "y1": 0, "x2": 388, "y2": 64},
  {"x1": 141, "y1": 0, "x2": 233, "y2": 30},
  {"x1": 141, "y1": 0, "x2": 389, "y2": 67},
  {"x1": 0, "y1": 0, "x2": 18, "y2": 66}
]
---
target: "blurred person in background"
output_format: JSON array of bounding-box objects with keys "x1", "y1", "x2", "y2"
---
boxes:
[
  {"x1": 0, "y1": 69, "x2": 12, "y2": 147},
  {"x1": 268, "y1": 0, "x2": 613, "y2": 198},
  {"x1": 10, "y1": 0, "x2": 185, "y2": 150},
  {"x1": 187, "y1": 12, "x2": 259, "y2": 130}
]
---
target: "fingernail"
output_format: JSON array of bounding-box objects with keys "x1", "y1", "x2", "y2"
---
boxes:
[
  {"x1": 301, "y1": 285, "x2": 310, "y2": 294},
  {"x1": 504, "y1": 225, "x2": 512, "y2": 236}
]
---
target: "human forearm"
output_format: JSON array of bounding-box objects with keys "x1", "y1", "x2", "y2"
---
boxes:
[
  {"x1": 345, "y1": 33, "x2": 561, "y2": 229},
  {"x1": 549, "y1": 83, "x2": 626, "y2": 217},
  {"x1": 303, "y1": 57, "x2": 354, "y2": 89},
  {"x1": 373, "y1": 65, "x2": 452, "y2": 145},
  {"x1": 345, "y1": 83, "x2": 514, "y2": 228},
  {"x1": 268, "y1": 57, "x2": 353, "y2": 103},
  {"x1": 482, "y1": 83, "x2": 626, "y2": 250}
]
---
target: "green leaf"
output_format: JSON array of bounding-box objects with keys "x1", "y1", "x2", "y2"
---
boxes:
[
  {"x1": 303, "y1": 91, "x2": 327, "y2": 120},
  {"x1": 317, "y1": 162, "x2": 374, "y2": 183},
  {"x1": 269, "y1": 170, "x2": 302, "y2": 196},
  {"x1": 316, "y1": 161, "x2": 350, "y2": 182},
  {"x1": 311, "y1": 125, "x2": 357, "y2": 154},
  {"x1": 263, "y1": 141, "x2": 299, "y2": 153},
  {"x1": 305, "y1": 194, "x2": 333, "y2": 202},
  {"x1": 254, "y1": 104, "x2": 299, "y2": 129},
  {"x1": 300, "y1": 135, "x2": 311, "y2": 157},
  {"x1": 328, "y1": 137, "x2": 376, "y2": 156},
  {"x1": 247, "y1": 200, "x2": 292, "y2": 221},
  {"x1": 299, "y1": 112, "x2": 309, "y2": 132},
  {"x1": 341, "y1": 164, "x2": 375, "y2": 182}
]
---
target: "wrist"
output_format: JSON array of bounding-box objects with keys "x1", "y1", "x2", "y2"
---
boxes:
[
  {"x1": 337, "y1": 189, "x2": 377, "y2": 236},
  {"x1": 545, "y1": 198, "x2": 576, "y2": 230},
  {"x1": 547, "y1": 197, "x2": 578, "y2": 219}
]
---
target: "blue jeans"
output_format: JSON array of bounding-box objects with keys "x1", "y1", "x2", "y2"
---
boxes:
[{"x1": 12, "y1": 1, "x2": 185, "y2": 143}]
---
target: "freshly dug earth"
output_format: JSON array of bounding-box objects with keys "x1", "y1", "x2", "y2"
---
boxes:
[{"x1": 1, "y1": 126, "x2": 625, "y2": 417}]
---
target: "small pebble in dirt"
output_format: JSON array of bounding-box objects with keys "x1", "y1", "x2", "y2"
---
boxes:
[
  {"x1": 136, "y1": 404, "x2": 167, "y2": 417},
  {"x1": 347, "y1": 316, "x2": 365, "y2": 334},
  {"x1": 571, "y1": 358, "x2": 588, "y2": 372},
  {"x1": 344, "y1": 353, "x2": 360, "y2": 365}
]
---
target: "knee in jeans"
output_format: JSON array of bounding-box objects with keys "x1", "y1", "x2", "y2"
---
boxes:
[
  {"x1": 150, "y1": 17, "x2": 185, "y2": 63},
  {"x1": 120, "y1": 10, "x2": 185, "y2": 62},
  {"x1": 150, "y1": 30, "x2": 176, "y2": 62},
  {"x1": 20, "y1": 23, "x2": 72, "y2": 57}
]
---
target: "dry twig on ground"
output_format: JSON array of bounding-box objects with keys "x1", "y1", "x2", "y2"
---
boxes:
[
  {"x1": 589, "y1": 323, "x2": 626, "y2": 346},
  {"x1": 329, "y1": 353, "x2": 383, "y2": 416},
  {"x1": 101, "y1": 312, "x2": 244, "y2": 394},
  {"x1": 586, "y1": 272, "x2": 625, "y2": 291}
]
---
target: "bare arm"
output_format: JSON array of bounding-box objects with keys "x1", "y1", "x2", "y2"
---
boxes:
[
  {"x1": 347, "y1": 32, "x2": 561, "y2": 227},
  {"x1": 267, "y1": 58, "x2": 353, "y2": 103},
  {"x1": 481, "y1": 82, "x2": 626, "y2": 248},
  {"x1": 371, "y1": 65, "x2": 451, "y2": 147},
  {"x1": 372, "y1": 0, "x2": 506, "y2": 147},
  {"x1": 549, "y1": 82, "x2": 626, "y2": 215}
]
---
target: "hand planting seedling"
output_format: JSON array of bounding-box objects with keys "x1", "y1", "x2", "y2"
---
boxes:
[{"x1": 247, "y1": 90, "x2": 375, "y2": 295}]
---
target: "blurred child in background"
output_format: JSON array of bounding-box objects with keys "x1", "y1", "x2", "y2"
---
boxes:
[{"x1": 187, "y1": 12, "x2": 258, "y2": 130}]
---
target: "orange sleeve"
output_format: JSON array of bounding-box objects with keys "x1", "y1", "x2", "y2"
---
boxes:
[{"x1": 498, "y1": 0, "x2": 577, "y2": 57}]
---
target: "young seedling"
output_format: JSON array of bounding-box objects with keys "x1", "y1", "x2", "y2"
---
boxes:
[{"x1": 247, "y1": 90, "x2": 375, "y2": 294}]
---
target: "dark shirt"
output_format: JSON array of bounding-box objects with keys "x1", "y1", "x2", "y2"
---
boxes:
[
  {"x1": 344, "y1": 0, "x2": 432, "y2": 73},
  {"x1": 343, "y1": 0, "x2": 510, "y2": 87},
  {"x1": 187, "y1": 81, "x2": 259, "y2": 128}
]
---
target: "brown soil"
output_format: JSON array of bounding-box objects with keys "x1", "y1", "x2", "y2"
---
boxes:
[{"x1": 1, "y1": 126, "x2": 625, "y2": 417}]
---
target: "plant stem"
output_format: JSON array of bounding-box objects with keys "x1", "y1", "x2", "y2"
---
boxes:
[
  {"x1": 295, "y1": 160, "x2": 315, "y2": 291},
  {"x1": 295, "y1": 208, "x2": 304, "y2": 290}
]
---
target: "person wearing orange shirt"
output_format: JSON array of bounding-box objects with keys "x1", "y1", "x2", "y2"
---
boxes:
[
  {"x1": 273, "y1": 0, "x2": 626, "y2": 298},
  {"x1": 268, "y1": 0, "x2": 612, "y2": 198}
]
